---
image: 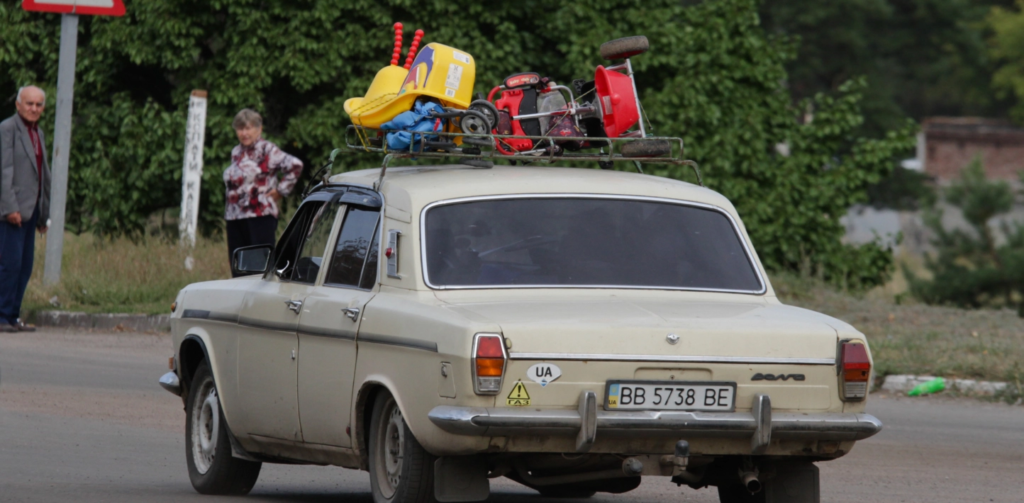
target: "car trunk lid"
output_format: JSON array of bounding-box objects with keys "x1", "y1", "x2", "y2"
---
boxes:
[{"x1": 440, "y1": 293, "x2": 838, "y2": 361}]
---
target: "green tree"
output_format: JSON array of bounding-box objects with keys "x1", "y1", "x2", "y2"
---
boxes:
[
  {"x1": 0, "y1": 0, "x2": 912, "y2": 287},
  {"x1": 990, "y1": 0, "x2": 1024, "y2": 123},
  {"x1": 908, "y1": 158, "x2": 1024, "y2": 312},
  {"x1": 758, "y1": 0, "x2": 1010, "y2": 213},
  {"x1": 761, "y1": 0, "x2": 1015, "y2": 136}
]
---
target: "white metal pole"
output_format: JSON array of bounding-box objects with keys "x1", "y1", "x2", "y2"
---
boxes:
[
  {"x1": 179, "y1": 90, "x2": 207, "y2": 270},
  {"x1": 43, "y1": 14, "x2": 79, "y2": 286}
]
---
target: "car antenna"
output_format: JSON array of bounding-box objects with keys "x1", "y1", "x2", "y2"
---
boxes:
[{"x1": 303, "y1": 148, "x2": 342, "y2": 197}]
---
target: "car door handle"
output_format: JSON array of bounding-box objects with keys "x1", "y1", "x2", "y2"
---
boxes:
[
  {"x1": 285, "y1": 300, "x2": 303, "y2": 314},
  {"x1": 342, "y1": 308, "x2": 360, "y2": 322}
]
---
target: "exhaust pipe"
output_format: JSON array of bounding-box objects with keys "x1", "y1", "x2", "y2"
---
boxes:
[{"x1": 739, "y1": 468, "x2": 761, "y2": 494}]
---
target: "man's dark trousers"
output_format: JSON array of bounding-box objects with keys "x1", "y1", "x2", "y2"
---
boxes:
[{"x1": 0, "y1": 209, "x2": 37, "y2": 324}]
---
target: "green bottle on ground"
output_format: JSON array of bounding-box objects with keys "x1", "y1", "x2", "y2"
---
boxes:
[{"x1": 907, "y1": 377, "x2": 945, "y2": 396}]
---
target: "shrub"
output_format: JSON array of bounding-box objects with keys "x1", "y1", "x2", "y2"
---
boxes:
[{"x1": 908, "y1": 158, "x2": 1024, "y2": 312}]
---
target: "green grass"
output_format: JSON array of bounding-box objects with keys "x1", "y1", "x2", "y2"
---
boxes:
[
  {"x1": 24, "y1": 232, "x2": 231, "y2": 316},
  {"x1": 774, "y1": 273, "x2": 1024, "y2": 391}
]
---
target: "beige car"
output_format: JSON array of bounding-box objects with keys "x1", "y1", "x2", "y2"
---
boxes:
[{"x1": 160, "y1": 164, "x2": 881, "y2": 503}]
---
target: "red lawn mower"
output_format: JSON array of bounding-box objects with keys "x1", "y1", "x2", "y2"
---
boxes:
[{"x1": 479, "y1": 36, "x2": 669, "y2": 158}]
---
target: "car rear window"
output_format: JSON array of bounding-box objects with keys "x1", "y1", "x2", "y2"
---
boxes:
[{"x1": 423, "y1": 197, "x2": 764, "y2": 292}]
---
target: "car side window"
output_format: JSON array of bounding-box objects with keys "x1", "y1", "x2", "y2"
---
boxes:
[
  {"x1": 270, "y1": 201, "x2": 325, "y2": 280},
  {"x1": 291, "y1": 202, "x2": 339, "y2": 284},
  {"x1": 324, "y1": 207, "x2": 381, "y2": 288}
]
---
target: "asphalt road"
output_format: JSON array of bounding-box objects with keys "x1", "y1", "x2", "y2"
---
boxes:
[{"x1": 1, "y1": 329, "x2": 1022, "y2": 503}]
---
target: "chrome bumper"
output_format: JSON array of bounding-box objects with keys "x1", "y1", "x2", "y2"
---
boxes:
[
  {"x1": 159, "y1": 371, "x2": 182, "y2": 396},
  {"x1": 428, "y1": 392, "x2": 882, "y2": 454}
]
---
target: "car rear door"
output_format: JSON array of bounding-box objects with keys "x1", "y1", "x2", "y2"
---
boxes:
[{"x1": 297, "y1": 190, "x2": 383, "y2": 447}]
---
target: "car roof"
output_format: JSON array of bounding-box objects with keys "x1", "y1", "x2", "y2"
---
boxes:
[{"x1": 328, "y1": 165, "x2": 739, "y2": 216}]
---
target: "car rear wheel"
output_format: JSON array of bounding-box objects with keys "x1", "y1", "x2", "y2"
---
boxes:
[
  {"x1": 369, "y1": 390, "x2": 436, "y2": 503},
  {"x1": 185, "y1": 360, "x2": 261, "y2": 495},
  {"x1": 717, "y1": 483, "x2": 766, "y2": 503}
]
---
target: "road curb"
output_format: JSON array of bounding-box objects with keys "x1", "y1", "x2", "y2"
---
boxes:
[
  {"x1": 34, "y1": 310, "x2": 170, "y2": 332},
  {"x1": 881, "y1": 374, "x2": 1008, "y2": 395}
]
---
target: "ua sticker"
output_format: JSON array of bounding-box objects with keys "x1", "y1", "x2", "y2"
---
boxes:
[
  {"x1": 527, "y1": 363, "x2": 562, "y2": 387},
  {"x1": 506, "y1": 380, "x2": 531, "y2": 406}
]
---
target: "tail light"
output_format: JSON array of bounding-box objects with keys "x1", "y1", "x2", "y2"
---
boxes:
[
  {"x1": 472, "y1": 334, "x2": 507, "y2": 395},
  {"x1": 840, "y1": 342, "x2": 871, "y2": 401}
]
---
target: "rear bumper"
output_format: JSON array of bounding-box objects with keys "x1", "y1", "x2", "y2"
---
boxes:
[{"x1": 428, "y1": 392, "x2": 882, "y2": 454}]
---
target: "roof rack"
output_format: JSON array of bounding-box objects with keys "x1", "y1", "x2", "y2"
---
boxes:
[{"x1": 343, "y1": 126, "x2": 702, "y2": 190}]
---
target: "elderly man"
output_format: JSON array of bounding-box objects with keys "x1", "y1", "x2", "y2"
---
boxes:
[{"x1": 0, "y1": 85, "x2": 51, "y2": 333}]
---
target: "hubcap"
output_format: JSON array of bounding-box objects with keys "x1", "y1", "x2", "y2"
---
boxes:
[
  {"x1": 374, "y1": 398, "x2": 405, "y2": 498},
  {"x1": 190, "y1": 381, "x2": 219, "y2": 474},
  {"x1": 462, "y1": 115, "x2": 488, "y2": 135}
]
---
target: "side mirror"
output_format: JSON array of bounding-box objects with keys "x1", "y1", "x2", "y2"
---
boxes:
[{"x1": 232, "y1": 245, "x2": 273, "y2": 276}]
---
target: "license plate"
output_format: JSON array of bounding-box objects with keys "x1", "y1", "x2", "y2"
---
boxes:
[{"x1": 605, "y1": 380, "x2": 736, "y2": 411}]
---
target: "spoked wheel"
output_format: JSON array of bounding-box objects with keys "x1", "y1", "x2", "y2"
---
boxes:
[
  {"x1": 457, "y1": 109, "x2": 492, "y2": 136},
  {"x1": 185, "y1": 360, "x2": 261, "y2": 495},
  {"x1": 369, "y1": 390, "x2": 436, "y2": 503},
  {"x1": 468, "y1": 99, "x2": 500, "y2": 130}
]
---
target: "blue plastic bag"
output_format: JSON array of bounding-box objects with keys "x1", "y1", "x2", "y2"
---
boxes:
[{"x1": 380, "y1": 100, "x2": 445, "y2": 151}]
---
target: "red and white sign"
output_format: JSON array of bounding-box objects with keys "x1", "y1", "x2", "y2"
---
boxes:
[{"x1": 22, "y1": 0, "x2": 125, "y2": 16}]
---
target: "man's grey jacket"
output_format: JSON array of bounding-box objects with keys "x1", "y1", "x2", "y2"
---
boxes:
[{"x1": 0, "y1": 114, "x2": 51, "y2": 227}]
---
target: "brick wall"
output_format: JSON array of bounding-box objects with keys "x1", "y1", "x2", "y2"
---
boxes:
[{"x1": 923, "y1": 118, "x2": 1024, "y2": 182}]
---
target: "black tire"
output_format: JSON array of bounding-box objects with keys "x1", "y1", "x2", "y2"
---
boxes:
[
  {"x1": 469, "y1": 100, "x2": 501, "y2": 130},
  {"x1": 620, "y1": 139, "x2": 671, "y2": 158},
  {"x1": 460, "y1": 158, "x2": 494, "y2": 168},
  {"x1": 185, "y1": 360, "x2": 262, "y2": 495},
  {"x1": 369, "y1": 390, "x2": 437, "y2": 503},
  {"x1": 717, "y1": 483, "x2": 765, "y2": 503},
  {"x1": 765, "y1": 461, "x2": 819, "y2": 503},
  {"x1": 599, "y1": 36, "x2": 649, "y2": 60},
  {"x1": 507, "y1": 470, "x2": 638, "y2": 498},
  {"x1": 538, "y1": 487, "x2": 598, "y2": 498}
]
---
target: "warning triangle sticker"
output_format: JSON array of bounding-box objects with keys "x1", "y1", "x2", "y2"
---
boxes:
[{"x1": 506, "y1": 380, "x2": 531, "y2": 406}]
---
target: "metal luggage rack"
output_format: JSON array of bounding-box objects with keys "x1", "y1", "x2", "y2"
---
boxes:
[{"x1": 343, "y1": 125, "x2": 703, "y2": 189}]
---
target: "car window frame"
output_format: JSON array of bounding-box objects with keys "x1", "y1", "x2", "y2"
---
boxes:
[
  {"x1": 290, "y1": 201, "x2": 345, "y2": 285},
  {"x1": 419, "y1": 194, "x2": 768, "y2": 295},
  {"x1": 322, "y1": 205, "x2": 383, "y2": 292},
  {"x1": 265, "y1": 188, "x2": 346, "y2": 284}
]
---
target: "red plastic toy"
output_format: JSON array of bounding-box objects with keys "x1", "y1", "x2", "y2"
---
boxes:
[{"x1": 485, "y1": 35, "x2": 658, "y2": 156}]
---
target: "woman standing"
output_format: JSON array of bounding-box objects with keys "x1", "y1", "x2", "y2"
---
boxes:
[{"x1": 224, "y1": 109, "x2": 303, "y2": 275}]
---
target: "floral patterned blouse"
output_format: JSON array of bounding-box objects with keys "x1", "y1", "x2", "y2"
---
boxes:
[{"x1": 223, "y1": 138, "x2": 303, "y2": 221}]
